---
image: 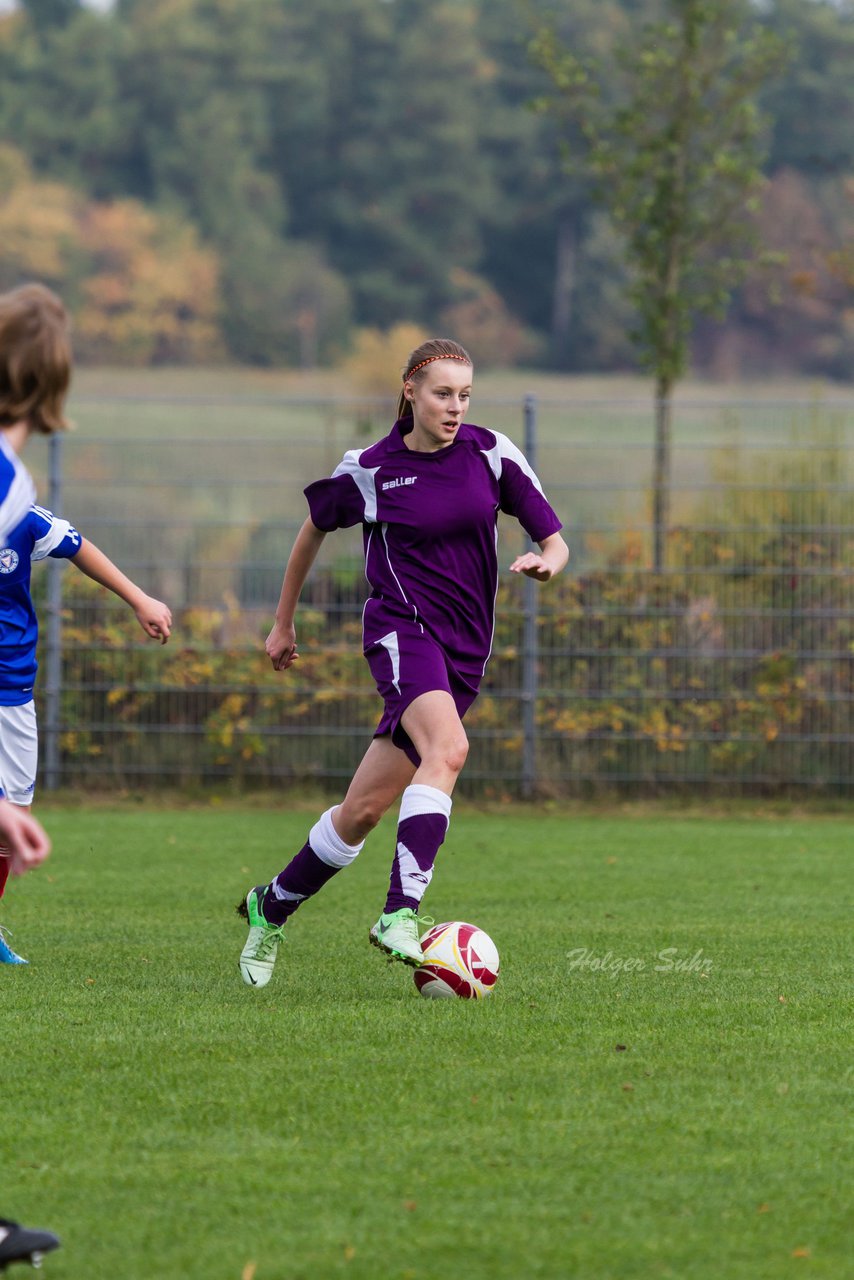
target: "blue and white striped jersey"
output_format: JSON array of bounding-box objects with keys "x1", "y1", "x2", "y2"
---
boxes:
[
  {"x1": 0, "y1": 435, "x2": 35, "y2": 545},
  {"x1": 0, "y1": 505, "x2": 81, "y2": 705}
]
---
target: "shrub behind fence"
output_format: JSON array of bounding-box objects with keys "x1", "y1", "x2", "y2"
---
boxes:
[{"x1": 27, "y1": 391, "x2": 854, "y2": 795}]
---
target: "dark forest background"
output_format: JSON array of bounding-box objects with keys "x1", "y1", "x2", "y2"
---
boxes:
[{"x1": 2, "y1": 0, "x2": 853, "y2": 376}]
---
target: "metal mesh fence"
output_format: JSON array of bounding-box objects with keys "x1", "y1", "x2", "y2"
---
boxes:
[{"x1": 25, "y1": 391, "x2": 854, "y2": 795}]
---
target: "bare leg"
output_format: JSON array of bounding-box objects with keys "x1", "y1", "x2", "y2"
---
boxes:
[
  {"x1": 239, "y1": 737, "x2": 416, "y2": 984},
  {"x1": 331, "y1": 736, "x2": 417, "y2": 845},
  {"x1": 400, "y1": 690, "x2": 469, "y2": 795},
  {"x1": 373, "y1": 693, "x2": 469, "y2": 945}
]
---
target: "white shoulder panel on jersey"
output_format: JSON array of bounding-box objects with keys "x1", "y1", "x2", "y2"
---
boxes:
[
  {"x1": 0, "y1": 440, "x2": 36, "y2": 542},
  {"x1": 478, "y1": 430, "x2": 545, "y2": 494},
  {"x1": 332, "y1": 450, "x2": 381, "y2": 523},
  {"x1": 30, "y1": 506, "x2": 78, "y2": 561}
]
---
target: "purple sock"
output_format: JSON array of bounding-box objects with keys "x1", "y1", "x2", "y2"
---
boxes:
[
  {"x1": 385, "y1": 784, "x2": 453, "y2": 914},
  {"x1": 265, "y1": 843, "x2": 339, "y2": 924},
  {"x1": 264, "y1": 808, "x2": 365, "y2": 925}
]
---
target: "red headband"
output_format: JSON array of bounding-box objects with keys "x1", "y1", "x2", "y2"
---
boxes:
[{"x1": 404, "y1": 354, "x2": 471, "y2": 381}]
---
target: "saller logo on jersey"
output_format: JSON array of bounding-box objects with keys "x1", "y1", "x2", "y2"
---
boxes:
[
  {"x1": 0, "y1": 548, "x2": 19, "y2": 573},
  {"x1": 382, "y1": 476, "x2": 418, "y2": 491}
]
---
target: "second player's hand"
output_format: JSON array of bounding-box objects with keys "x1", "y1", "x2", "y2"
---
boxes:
[
  {"x1": 266, "y1": 621, "x2": 299, "y2": 671},
  {"x1": 509, "y1": 552, "x2": 553, "y2": 582},
  {"x1": 136, "y1": 596, "x2": 172, "y2": 644},
  {"x1": 0, "y1": 799, "x2": 51, "y2": 877}
]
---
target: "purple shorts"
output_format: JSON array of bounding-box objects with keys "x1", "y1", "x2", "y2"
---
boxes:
[{"x1": 364, "y1": 621, "x2": 481, "y2": 765}]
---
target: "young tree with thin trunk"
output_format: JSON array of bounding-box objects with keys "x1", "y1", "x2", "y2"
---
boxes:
[{"x1": 533, "y1": 0, "x2": 787, "y2": 570}]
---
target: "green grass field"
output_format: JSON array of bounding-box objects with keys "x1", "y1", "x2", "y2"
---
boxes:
[{"x1": 3, "y1": 804, "x2": 850, "y2": 1279}]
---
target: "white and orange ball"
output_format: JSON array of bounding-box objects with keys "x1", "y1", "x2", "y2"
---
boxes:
[{"x1": 414, "y1": 921, "x2": 499, "y2": 1000}]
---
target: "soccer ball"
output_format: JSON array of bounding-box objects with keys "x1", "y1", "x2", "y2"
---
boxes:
[{"x1": 414, "y1": 921, "x2": 499, "y2": 1000}]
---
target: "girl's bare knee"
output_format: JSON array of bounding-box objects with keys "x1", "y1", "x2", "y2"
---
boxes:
[
  {"x1": 336, "y1": 796, "x2": 386, "y2": 840},
  {"x1": 423, "y1": 732, "x2": 468, "y2": 778},
  {"x1": 449, "y1": 736, "x2": 469, "y2": 775}
]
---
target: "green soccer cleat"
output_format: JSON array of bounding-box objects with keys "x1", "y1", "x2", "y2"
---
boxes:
[
  {"x1": 369, "y1": 908, "x2": 433, "y2": 967},
  {"x1": 237, "y1": 886, "x2": 286, "y2": 988}
]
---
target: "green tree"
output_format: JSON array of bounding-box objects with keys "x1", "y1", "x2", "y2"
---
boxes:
[
  {"x1": 222, "y1": 226, "x2": 351, "y2": 367},
  {"x1": 115, "y1": 0, "x2": 351, "y2": 364},
  {"x1": 759, "y1": 0, "x2": 854, "y2": 178},
  {"x1": 0, "y1": 6, "x2": 136, "y2": 197},
  {"x1": 19, "y1": 0, "x2": 81, "y2": 32},
  {"x1": 265, "y1": 0, "x2": 495, "y2": 328},
  {"x1": 477, "y1": 0, "x2": 633, "y2": 367},
  {"x1": 533, "y1": 0, "x2": 787, "y2": 568}
]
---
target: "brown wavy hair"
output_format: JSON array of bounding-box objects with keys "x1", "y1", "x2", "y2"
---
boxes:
[
  {"x1": 0, "y1": 283, "x2": 72, "y2": 435},
  {"x1": 396, "y1": 338, "x2": 472, "y2": 419}
]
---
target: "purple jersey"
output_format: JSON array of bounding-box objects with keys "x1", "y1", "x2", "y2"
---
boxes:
[{"x1": 305, "y1": 419, "x2": 562, "y2": 678}]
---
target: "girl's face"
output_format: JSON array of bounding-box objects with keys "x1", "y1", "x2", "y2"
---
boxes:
[{"x1": 404, "y1": 360, "x2": 473, "y2": 452}]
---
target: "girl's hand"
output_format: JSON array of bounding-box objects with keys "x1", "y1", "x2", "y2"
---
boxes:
[
  {"x1": 0, "y1": 799, "x2": 51, "y2": 876},
  {"x1": 135, "y1": 596, "x2": 172, "y2": 643},
  {"x1": 266, "y1": 621, "x2": 299, "y2": 671},
  {"x1": 509, "y1": 552, "x2": 553, "y2": 582}
]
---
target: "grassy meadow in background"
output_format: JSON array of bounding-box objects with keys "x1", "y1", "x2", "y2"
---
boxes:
[
  {"x1": 30, "y1": 364, "x2": 854, "y2": 605},
  {"x1": 3, "y1": 801, "x2": 850, "y2": 1280},
  {"x1": 57, "y1": 364, "x2": 854, "y2": 444}
]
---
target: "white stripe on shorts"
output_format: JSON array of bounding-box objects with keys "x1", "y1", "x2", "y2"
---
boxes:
[{"x1": 376, "y1": 630, "x2": 401, "y2": 693}]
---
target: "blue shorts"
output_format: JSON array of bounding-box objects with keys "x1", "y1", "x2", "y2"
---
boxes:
[{"x1": 364, "y1": 621, "x2": 481, "y2": 765}]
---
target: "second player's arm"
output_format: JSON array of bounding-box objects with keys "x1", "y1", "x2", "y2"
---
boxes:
[
  {"x1": 265, "y1": 517, "x2": 328, "y2": 671},
  {"x1": 71, "y1": 539, "x2": 172, "y2": 642}
]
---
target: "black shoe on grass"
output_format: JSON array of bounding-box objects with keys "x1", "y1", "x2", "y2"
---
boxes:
[{"x1": 0, "y1": 1218, "x2": 60, "y2": 1270}]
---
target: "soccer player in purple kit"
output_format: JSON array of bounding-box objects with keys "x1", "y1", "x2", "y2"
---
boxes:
[{"x1": 238, "y1": 338, "x2": 568, "y2": 986}]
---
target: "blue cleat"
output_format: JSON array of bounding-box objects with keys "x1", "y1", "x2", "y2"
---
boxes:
[{"x1": 0, "y1": 926, "x2": 26, "y2": 966}]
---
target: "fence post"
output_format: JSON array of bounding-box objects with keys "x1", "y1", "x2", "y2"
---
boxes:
[
  {"x1": 521, "y1": 394, "x2": 539, "y2": 798},
  {"x1": 43, "y1": 433, "x2": 64, "y2": 791}
]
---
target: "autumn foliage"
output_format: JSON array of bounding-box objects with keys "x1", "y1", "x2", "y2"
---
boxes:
[{"x1": 0, "y1": 145, "x2": 221, "y2": 364}]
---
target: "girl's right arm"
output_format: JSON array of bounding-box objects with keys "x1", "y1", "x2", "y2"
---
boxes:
[{"x1": 265, "y1": 517, "x2": 327, "y2": 671}]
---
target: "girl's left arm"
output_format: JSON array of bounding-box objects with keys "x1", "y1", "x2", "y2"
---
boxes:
[
  {"x1": 71, "y1": 538, "x2": 172, "y2": 643},
  {"x1": 509, "y1": 531, "x2": 569, "y2": 583}
]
